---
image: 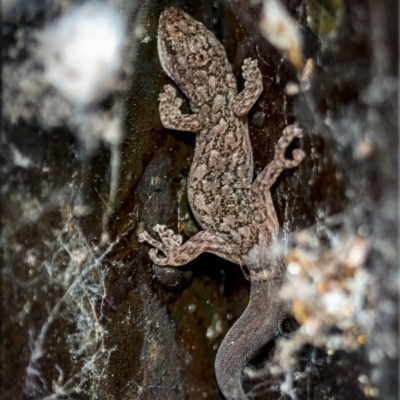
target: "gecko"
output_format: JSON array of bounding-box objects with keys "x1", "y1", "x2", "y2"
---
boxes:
[{"x1": 139, "y1": 7, "x2": 305, "y2": 400}]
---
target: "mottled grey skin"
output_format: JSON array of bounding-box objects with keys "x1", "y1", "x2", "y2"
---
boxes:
[{"x1": 139, "y1": 7, "x2": 305, "y2": 400}]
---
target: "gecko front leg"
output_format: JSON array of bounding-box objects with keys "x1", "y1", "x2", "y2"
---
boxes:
[
  {"x1": 253, "y1": 125, "x2": 306, "y2": 193},
  {"x1": 159, "y1": 85, "x2": 202, "y2": 132},
  {"x1": 139, "y1": 225, "x2": 241, "y2": 266},
  {"x1": 232, "y1": 58, "x2": 263, "y2": 116},
  {"x1": 251, "y1": 125, "x2": 305, "y2": 239}
]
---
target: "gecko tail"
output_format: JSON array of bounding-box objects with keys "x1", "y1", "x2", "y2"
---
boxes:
[{"x1": 215, "y1": 277, "x2": 287, "y2": 400}]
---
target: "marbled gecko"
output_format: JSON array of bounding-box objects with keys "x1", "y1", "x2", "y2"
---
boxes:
[{"x1": 139, "y1": 7, "x2": 305, "y2": 400}]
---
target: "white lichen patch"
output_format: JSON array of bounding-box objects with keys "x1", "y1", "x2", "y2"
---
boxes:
[
  {"x1": 280, "y1": 233, "x2": 372, "y2": 355},
  {"x1": 38, "y1": 3, "x2": 125, "y2": 106},
  {"x1": 3, "y1": 2, "x2": 130, "y2": 243},
  {"x1": 260, "y1": 0, "x2": 304, "y2": 69}
]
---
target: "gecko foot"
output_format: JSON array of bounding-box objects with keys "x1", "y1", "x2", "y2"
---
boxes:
[
  {"x1": 233, "y1": 58, "x2": 263, "y2": 117},
  {"x1": 159, "y1": 85, "x2": 183, "y2": 116},
  {"x1": 242, "y1": 58, "x2": 262, "y2": 87},
  {"x1": 138, "y1": 224, "x2": 183, "y2": 265},
  {"x1": 275, "y1": 125, "x2": 306, "y2": 168}
]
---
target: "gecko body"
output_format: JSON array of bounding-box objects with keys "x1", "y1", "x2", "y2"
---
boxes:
[{"x1": 139, "y1": 8, "x2": 305, "y2": 399}]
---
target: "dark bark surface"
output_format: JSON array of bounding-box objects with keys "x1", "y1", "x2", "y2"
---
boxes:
[{"x1": 1, "y1": 0, "x2": 397, "y2": 399}]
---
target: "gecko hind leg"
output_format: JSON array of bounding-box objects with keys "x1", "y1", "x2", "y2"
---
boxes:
[{"x1": 139, "y1": 225, "x2": 240, "y2": 266}]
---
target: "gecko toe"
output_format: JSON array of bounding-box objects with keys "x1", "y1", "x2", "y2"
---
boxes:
[
  {"x1": 173, "y1": 234, "x2": 183, "y2": 245},
  {"x1": 138, "y1": 231, "x2": 146, "y2": 242},
  {"x1": 153, "y1": 224, "x2": 166, "y2": 234},
  {"x1": 149, "y1": 248, "x2": 161, "y2": 262},
  {"x1": 173, "y1": 97, "x2": 183, "y2": 108},
  {"x1": 293, "y1": 128, "x2": 303, "y2": 139},
  {"x1": 164, "y1": 85, "x2": 176, "y2": 98},
  {"x1": 283, "y1": 125, "x2": 303, "y2": 139},
  {"x1": 150, "y1": 249, "x2": 169, "y2": 265},
  {"x1": 165, "y1": 228, "x2": 175, "y2": 238},
  {"x1": 292, "y1": 149, "x2": 306, "y2": 162},
  {"x1": 139, "y1": 231, "x2": 154, "y2": 244}
]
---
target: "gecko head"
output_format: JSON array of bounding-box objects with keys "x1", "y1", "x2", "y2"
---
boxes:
[{"x1": 158, "y1": 7, "x2": 224, "y2": 79}]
